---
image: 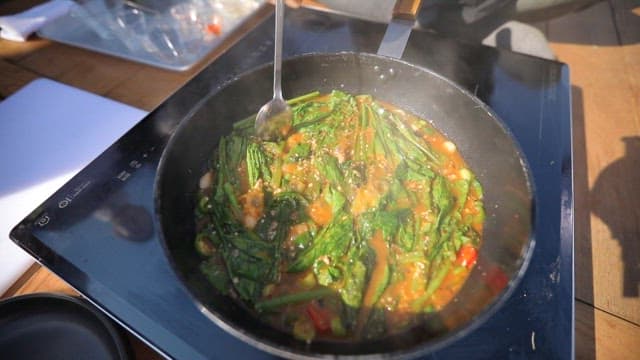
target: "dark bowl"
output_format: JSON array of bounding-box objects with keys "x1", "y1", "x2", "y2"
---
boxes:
[{"x1": 0, "y1": 293, "x2": 131, "y2": 360}]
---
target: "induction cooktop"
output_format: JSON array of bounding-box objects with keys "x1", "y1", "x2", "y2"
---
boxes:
[{"x1": 11, "y1": 7, "x2": 573, "y2": 360}]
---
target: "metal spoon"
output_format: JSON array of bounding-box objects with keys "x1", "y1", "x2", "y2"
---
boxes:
[{"x1": 255, "y1": 0, "x2": 292, "y2": 140}]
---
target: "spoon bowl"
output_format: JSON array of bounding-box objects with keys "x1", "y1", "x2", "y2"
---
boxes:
[{"x1": 255, "y1": 97, "x2": 292, "y2": 139}]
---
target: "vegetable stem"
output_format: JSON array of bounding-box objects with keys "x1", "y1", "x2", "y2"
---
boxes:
[
  {"x1": 287, "y1": 91, "x2": 321, "y2": 105},
  {"x1": 255, "y1": 287, "x2": 335, "y2": 311}
]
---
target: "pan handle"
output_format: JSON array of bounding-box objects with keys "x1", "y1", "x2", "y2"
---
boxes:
[{"x1": 392, "y1": 0, "x2": 423, "y2": 20}]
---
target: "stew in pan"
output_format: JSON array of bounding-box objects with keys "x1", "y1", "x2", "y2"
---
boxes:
[{"x1": 193, "y1": 90, "x2": 484, "y2": 342}]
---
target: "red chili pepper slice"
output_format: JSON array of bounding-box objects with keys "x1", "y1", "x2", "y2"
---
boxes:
[
  {"x1": 306, "y1": 303, "x2": 331, "y2": 333},
  {"x1": 455, "y1": 244, "x2": 478, "y2": 269}
]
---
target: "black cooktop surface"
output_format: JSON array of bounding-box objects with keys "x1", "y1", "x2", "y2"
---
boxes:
[{"x1": 11, "y1": 7, "x2": 573, "y2": 360}]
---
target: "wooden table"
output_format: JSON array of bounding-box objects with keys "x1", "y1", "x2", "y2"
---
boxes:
[{"x1": 2, "y1": 1, "x2": 639, "y2": 359}]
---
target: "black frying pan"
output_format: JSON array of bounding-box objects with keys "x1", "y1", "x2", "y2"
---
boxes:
[{"x1": 155, "y1": 52, "x2": 534, "y2": 358}]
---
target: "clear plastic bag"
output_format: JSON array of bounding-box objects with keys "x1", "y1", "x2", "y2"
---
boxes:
[{"x1": 70, "y1": 0, "x2": 263, "y2": 65}]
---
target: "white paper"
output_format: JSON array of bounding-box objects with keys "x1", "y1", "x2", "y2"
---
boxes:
[{"x1": 0, "y1": 78, "x2": 147, "y2": 294}]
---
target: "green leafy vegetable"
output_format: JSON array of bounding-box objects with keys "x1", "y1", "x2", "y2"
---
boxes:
[
  {"x1": 200, "y1": 258, "x2": 231, "y2": 294},
  {"x1": 194, "y1": 90, "x2": 485, "y2": 342},
  {"x1": 288, "y1": 214, "x2": 354, "y2": 272},
  {"x1": 255, "y1": 287, "x2": 334, "y2": 311}
]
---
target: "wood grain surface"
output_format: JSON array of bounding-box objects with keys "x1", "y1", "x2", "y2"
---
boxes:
[
  {"x1": 546, "y1": 0, "x2": 640, "y2": 326},
  {"x1": 1, "y1": 0, "x2": 640, "y2": 359}
]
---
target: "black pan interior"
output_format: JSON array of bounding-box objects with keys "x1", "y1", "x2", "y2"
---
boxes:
[{"x1": 156, "y1": 52, "x2": 534, "y2": 358}]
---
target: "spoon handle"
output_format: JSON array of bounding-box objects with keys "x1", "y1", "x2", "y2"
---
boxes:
[{"x1": 273, "y1": 0, "x2": 285, "y2": 101}]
